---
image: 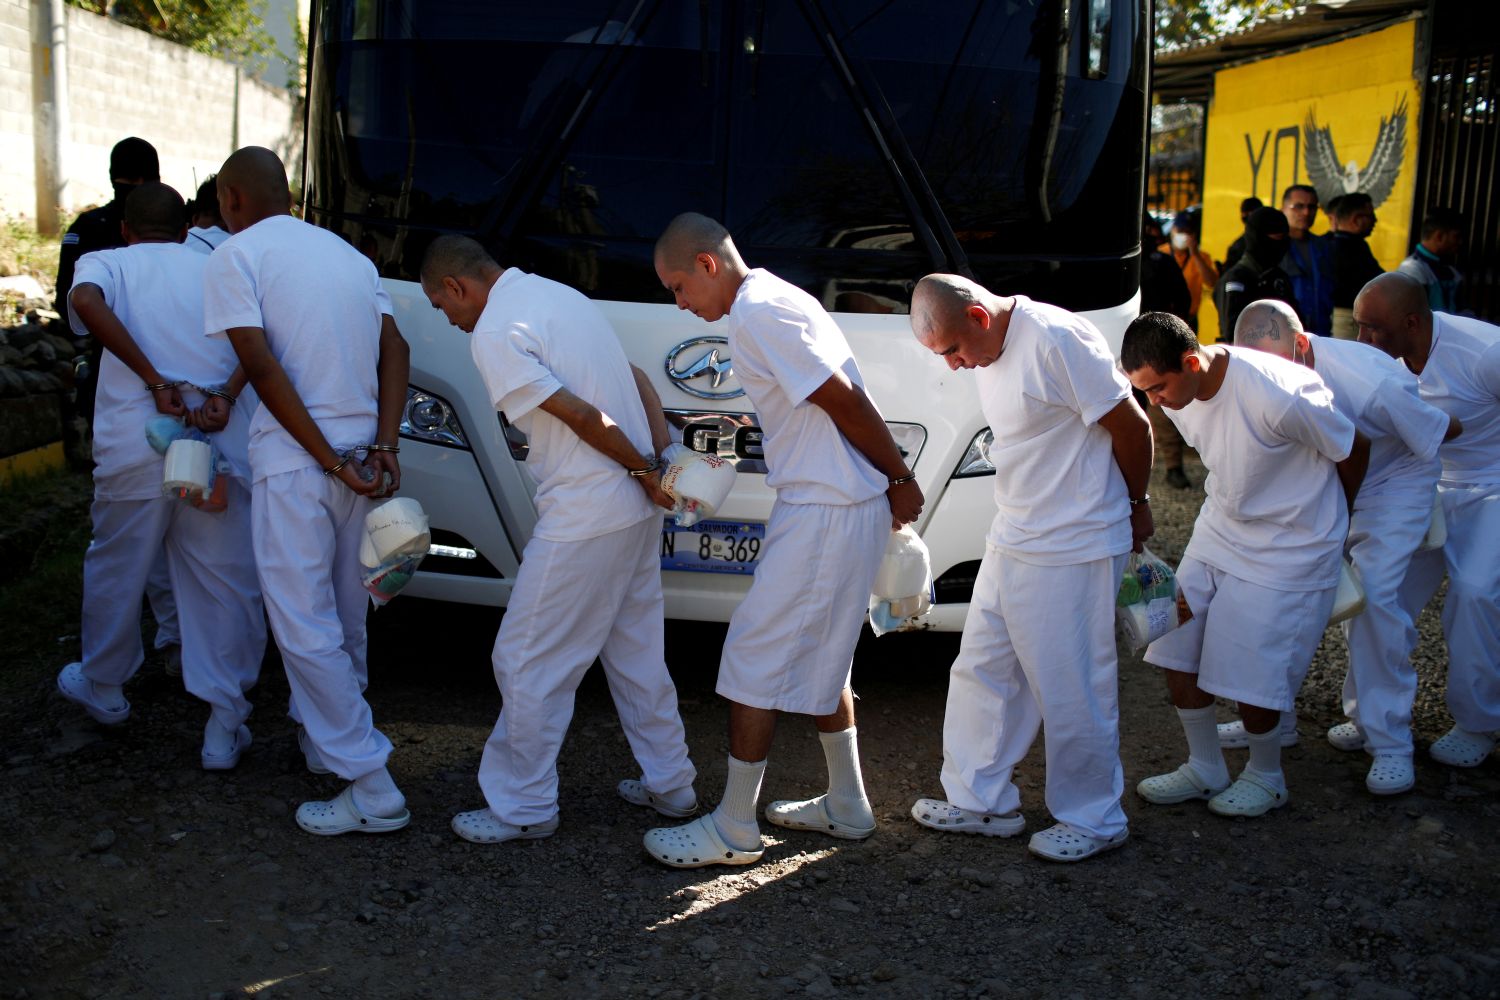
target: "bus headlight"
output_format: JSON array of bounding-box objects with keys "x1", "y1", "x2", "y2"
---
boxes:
[
  {"x1": 952, "y1": 428, "x2": 994, "y2": 478},
  {"x1": 400, "y1": 387, "x2": 469, "y2": 449}
]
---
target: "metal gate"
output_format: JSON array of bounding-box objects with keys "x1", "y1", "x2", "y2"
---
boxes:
[{"x1": 1412, "y1": 13, "x2": 1498, "y2": 321}]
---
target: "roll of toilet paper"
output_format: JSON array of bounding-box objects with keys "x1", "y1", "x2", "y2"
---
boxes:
[
  {"x1": 1328, "y1": 558, "x2": 1366, "y2": 625},
  {"x1": 1116, "y1": 596, "x2": 1178, "y2": 651},
  {"x1": 162, "y1": 438, "x2": 213, "y2": 499},
  {"x1": 364, "y1": 497, "x2": 431, "y2": 566},
  {"x1": 661, "y1": 451, "x2": 737, "y2": 519},
  {"x1": 1419, "y1": 493, "x2": 1446, "y2": 552},
  {"x1": 872, "y1": 525, "x2": 932, "y2": 602}
]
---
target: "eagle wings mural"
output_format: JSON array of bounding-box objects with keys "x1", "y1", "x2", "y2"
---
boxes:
[{"x1": 1303, "y1": 96, "x2": 1408, "y2": 208}]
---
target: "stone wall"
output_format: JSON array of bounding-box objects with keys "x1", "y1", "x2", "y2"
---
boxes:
[{"x1": 0, "y1": 0, "x2": 300, "y2": 224}]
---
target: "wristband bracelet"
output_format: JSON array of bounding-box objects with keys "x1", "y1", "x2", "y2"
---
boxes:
[
  {"x1": 1129, "y1": 494, "x2": 1151, "y2": 506},
  {"x1": 365, "y1": 443, "x2": 400, "y2": 453},
  {"x1": 627, "y1": 457, "x2": 661, "y2": 478},
  {"x1": 144, "y1": 380, "x2": 180, "y2": 392},
  {"x1": 203, "y1": 387, "x2": 237, "y2": 406},
  {"x1": 888, "y1": 472, "x2": 916, "y2": 486},
  {"x1": 323, "y1": 454, "x2": 353, "y2": 477}
]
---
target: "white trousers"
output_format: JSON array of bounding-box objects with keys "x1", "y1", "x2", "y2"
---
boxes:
[
  {"x1": 145, "y1": 550, "x2": 179, "y2": 650},
  {"x1": 80, "y1": 483, "x2": 265, "y2": 730},
  {"x1": 478, "y1": 516, "x2": 696, "y2": 825},
  {"x1": 716, "y1": 496, "x2": 889, "y2": 716},
  {"x1": 941, "y1": 548, "x2": 1129, "y2": 840},
  {"x1": 252, "y1": 468, "x2": 391, "y2": 780},
  {"x1": 1339, "y1": 501, "x2": 1432, "y2": 754},
  {"x1": 1400, "y1": 483, "x2": 1500, "y2": 733}
]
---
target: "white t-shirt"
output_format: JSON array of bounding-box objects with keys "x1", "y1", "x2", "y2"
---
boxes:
[
  {"x1": 1308, "y1": 335, "x2": 1446, "y2": 508},
  {"x1": 976, "y1": 296, "x2": 1132, "y2": 564},
  {"x1": 185, "y1": 226, "x2": 230, "y2": 255},
  {"x1": 726, "y1": 269, "x2": 886, "y2": 506},
  {"x1": 202, "y1": 216, "x2": 393, "y2": 483},
  {"x1": 1415, "y1": 313, "x2": 1500, "y2": 487},
  {"x1": 470, "y1": 268, "x2": 656, "y2": 542},
  {"x1": 70, "y1": 243, "x2": 256, "y2": 497},
  {"x1": 1165, "y1": 348, "x2": 1355, "y2": 591}
]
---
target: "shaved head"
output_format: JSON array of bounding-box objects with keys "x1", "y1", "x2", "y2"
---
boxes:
[
  {"x1": 122, "y1": 182, "x2": 186, "y2": 241},
  {"x1": 1234, "y1": 299, "x2": 1302, "y2": 351},
  {"x1": 1354, "y1": 272, "x2": 1431, "y2": 361},
  {"x1": 420, "y1": 235, "x2": 500, "y2": 288},
  {"x1": 910, "y1": 274, "x2": 987, "y2": 343},
  {"x1": 654, "y1": 212, "x2": 735, "y2": 271},
  {"x1": 217, "y1": 146, "x2": 291, "y2": 232},
  {"x1": 1358, "y1": 271, "x2": 1429, "y2": 319}
]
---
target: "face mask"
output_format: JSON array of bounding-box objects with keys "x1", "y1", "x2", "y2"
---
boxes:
[
  {"x1": 112, "y1": 181, "x2": 141, "y2": 205},
  {"x1": 1171, "y1": 232, "x2": 1190, "y2": 250}
]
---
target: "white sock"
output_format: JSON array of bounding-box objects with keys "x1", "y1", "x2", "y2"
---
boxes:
[
  {"x1": 819, "y1": 726, "x2": 875, "y2": 829},
  {"x1": 711, "y1": 755, "x2": 765, "y2": 851},
  {"x1": 202, "y1": 717, "x2": 237, "y2": 756},
  {"x1": 92, "y1": 680, "x2": 126, "y2": 709},
  {"x1": 651, "y1": 783, "x2": 697, "y2": 812},
  {"x1": 1177, "y1": 705, "x2": 1230, "y2": 786},
  {"x1": 1279, "y1": 711, "x2": 1299, "y2": 738},
  {"x1": 352, "y1": 767, "x2": 406, "y2": 818},
  {"x1": 1244, "y1": 727, "x2": 1286, "y2": 789}
]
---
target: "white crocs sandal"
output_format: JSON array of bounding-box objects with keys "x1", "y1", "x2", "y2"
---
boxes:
[
  {"x1": 1218, "y1": 719, "x2": 1299, "y2": 749},
  {"x1": 1326, "y1": 722, "x2": 1367, "y2": 752},
  {"x1": 1027, "y1": 822, "x2": 1128, "y2": 862},
  {"x1": 616, "y1": 778, "x2": 697, "y2": 818},
  {"x1": 643, "y1": 815, "x2": 763, "y2": 869},
  {"x1": 1135, "y1": 764, "x2": 1228, "y2": 805},
  {"x1": 766, "y1": 794, "x2": 875, "y2": 840},
  {"x1": 296, "y1": 786, "x2": 410, "y2": 836},
  {"x1": 56, "y1": 662, "x2": 130, "y2": 725},
  {"x1": 201, "y1": 725, "x2": 252, "y2": 771},
  {"x1": 451, "y1": 808, "x2": 558, "y2": 844},
  {"x1": 1428, "y1": 727, "x2": 1497, "y2": 768},
  {"x1": 1365, "y1": 753, "x2": 1415, "y2": 795},
  {"x1": 1207, "y1": 771, "x2": 1289, "y2": 817},
  {"x1": 909, "y1": 798, "x2": 1024, "y2": 837}
]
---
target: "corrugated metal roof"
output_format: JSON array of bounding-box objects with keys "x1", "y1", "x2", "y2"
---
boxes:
[{"x1": 1154, "y1": 0, "x2": 1427, "y2": 103}]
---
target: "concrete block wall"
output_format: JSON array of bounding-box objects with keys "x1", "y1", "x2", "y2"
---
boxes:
[{"x1": 1, "y1": 3, "x2": 298, "y2": 226}]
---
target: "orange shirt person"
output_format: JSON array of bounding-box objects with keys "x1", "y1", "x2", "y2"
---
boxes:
[{"x1": 1164, "y1": 211, "x2": 1219, "y2": 334}]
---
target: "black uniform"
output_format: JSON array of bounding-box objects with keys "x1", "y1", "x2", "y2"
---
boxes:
[
  {"x1": 1213, "y1": 206, "x2": 1299, "y2": 343},
  {"x1": 1330, "y1": 231, "x2": 1384, "y2": 309},
  {"x1": 56, "y1": 200, "x2": 130, "y2": 426}
]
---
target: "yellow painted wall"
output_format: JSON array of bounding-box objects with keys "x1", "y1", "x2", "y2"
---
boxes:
[{"x1": 1198, "y1": 21, "x2": 1422, "y2": 340}]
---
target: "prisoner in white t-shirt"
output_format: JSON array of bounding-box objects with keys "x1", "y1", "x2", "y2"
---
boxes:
[
  {"x1": 418, "y1": 237, "x2": 696, "y2": 845},
  {"x1": 204, "y1": 146, "x2": 410, "y2": 837},
  {"x1": 1124, "y1": 312, "x2": 1366, "y2": 819},
  {"x1": 55, "y1": 182, "x2": 266, "y2": 772},
  {"x1": 1355, "y1": 273, "x2": 1500, "y2": 769},
  {"x1": 906, "y1": 280, "x2": 1154, "y2": 863},
  {"x1": 643, "y1": 213, "x2": 923, "y2": 870},
  {"x1": 1235, "y1": 300, "x2": 1453, "y2": 795}
]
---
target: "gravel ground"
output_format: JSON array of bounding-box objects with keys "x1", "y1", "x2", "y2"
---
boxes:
[{"x1": 2, "y1": 458, "x2": 1497, "y2": 1000}]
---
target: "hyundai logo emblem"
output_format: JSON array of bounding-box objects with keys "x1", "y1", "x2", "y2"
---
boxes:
[{"x1": 664, "y1": 337, "x2": 744, "y2": 400}]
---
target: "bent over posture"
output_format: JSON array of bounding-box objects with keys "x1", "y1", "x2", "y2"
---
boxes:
[
  {"x1": 906, "y1": 275, "x2": 1153, "y2": 862},
  {"x1": 419, "y1": 235, "x2": 697, "y2": 844},
  {"x1": 1124, "y1": 312, "x2": 1368, "y2": 818},
  {"x1": 644, "y1": 213, "x2": 922, "y2": 868}
]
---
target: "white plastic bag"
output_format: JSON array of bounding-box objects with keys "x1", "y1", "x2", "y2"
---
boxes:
[
  {"x1": 659, "y1": 444, "x2": 737, "y2": 527},
  {"x1": 1115, "y1": 545, "x2": 1180, "y2": 651},
  {"x1": 359, "y1": 498, "x2": 431, "y2": 607},
  {"x1": 1328, "y1": 558, "x2": 1366, "y2": 625},
  {"x1": 868, "y1": 525, "x2": 934, "y2": 636}
]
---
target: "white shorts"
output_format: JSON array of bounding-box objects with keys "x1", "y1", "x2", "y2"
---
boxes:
[
  {"x1": 1144, "y1": 556, "x2": 1337, "y2": 712},
  {"x1": 716, "y1": 495, "x2": 888, "y2": 715}
]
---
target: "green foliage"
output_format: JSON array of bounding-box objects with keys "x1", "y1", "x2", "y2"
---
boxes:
[
  {"x1": 0, "y1": 216, "x2": 60, "y2": 293},
  {"x1": 1155, "y1": 0, "x2": 1302, "y2": 51},
  {"x1": 66, "y1": 1, "x2": 277, "y2": 73}
]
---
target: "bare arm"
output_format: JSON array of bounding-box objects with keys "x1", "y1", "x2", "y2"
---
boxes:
[
  {"x1": 1335, "y1": 430, "x2": 1371, "y2": 514},
  {"x1": 536, "y1": 387, "x2": 673, "y2": 510},
  {"x1": 362, "y1": 314, "x2": 411, "y2": 494},
  {"x1": 224, "y1": 325, "x2": 381, "y2": 496},
  {"x1": 1096, "y1": 395, "x2": 1155, "y2": 552},
  {"x1": 1444, "y1": 415, "x2": 1463, "y2": 442},
  {"x1": 70, "y1": 283, "x2": 185, "y2": 417},
  {"x1": 631, "y1": 364, "x2": 673, "y2": 455},
  {"x1": 804, "y1": 370, "x2": 923, "y2": 527}
]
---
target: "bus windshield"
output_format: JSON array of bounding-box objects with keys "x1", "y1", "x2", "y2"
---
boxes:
[{"x1": 304, "y1": 0, "x2": 1148, "y2": 313}]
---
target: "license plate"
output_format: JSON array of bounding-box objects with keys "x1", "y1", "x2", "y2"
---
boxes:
[{"x1": 661, "y1": 519, "x2": 763, "y2": 575}]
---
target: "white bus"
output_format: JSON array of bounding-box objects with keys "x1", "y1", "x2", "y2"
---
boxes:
[{"x1": 301, "y1": 0, "x2": 1150, "y2": 628}]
